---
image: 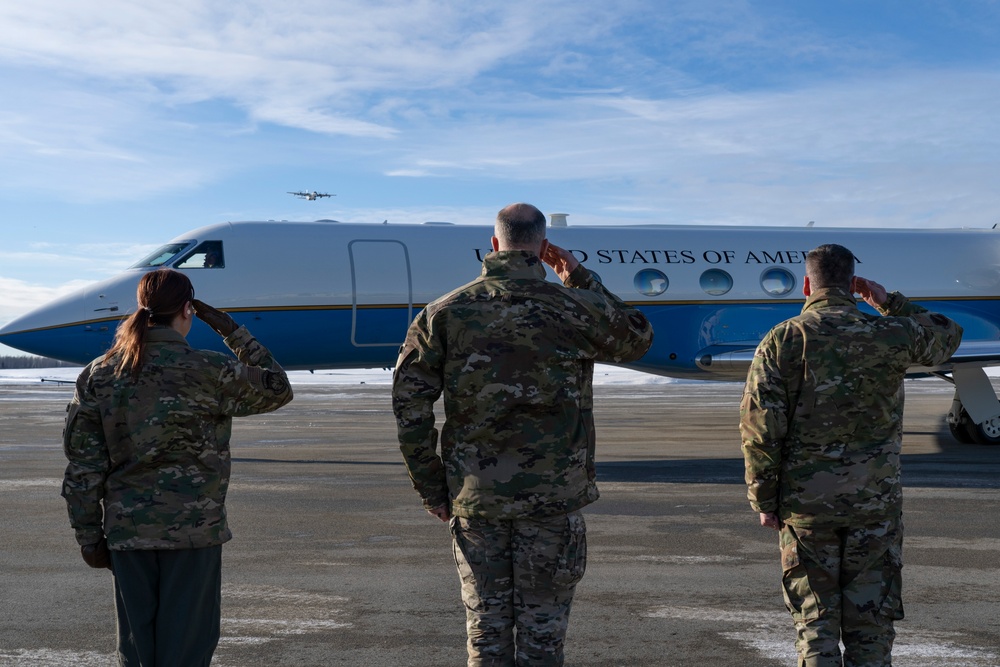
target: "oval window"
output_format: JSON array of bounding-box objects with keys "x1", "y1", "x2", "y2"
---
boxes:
[
  {"x1": 760, "y1": 267, "x2": 795, "y2": 296},
  {"x1": 700, "y1": 269, "x2": 733, "y2": 296},
  {"x1": 634, "y1": 269, "x2": 668, "y2": 296}
]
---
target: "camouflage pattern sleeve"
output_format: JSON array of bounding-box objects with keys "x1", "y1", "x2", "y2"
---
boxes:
[
  {"x1": 562, "y1": 264, "x2": 654, "y2": 363},
  {"x1": 62, "y1": 363, "x2": 110, "y2": 546},
  {"x1": 875, "y1": 292, "x2": 963, "y2": 366},
  {"x1": 217, "y1": 325, "x2": 294, "y2": 417},
  {"x1": 61, "y1": 326, "x2": 293, "y2": 551},
  {"x1": 740, "y1": 327, "x2": 797, "y2": 515},
  {"x1": 392, "y1": 309, "x2": 450, "y2": 511}
]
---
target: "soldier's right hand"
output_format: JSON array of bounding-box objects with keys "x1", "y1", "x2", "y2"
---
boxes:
[
  {"x1": 80, "y1": 539, "x2": 113, "y2": 570},
  {"x1": 541, "y1": 242, "x2": 580, "y2": 282},
  {"x1": 853, "y1": 277, "x2": 888, "y2": 309},
  {"x1": 193, "y1": 299, "x2": 239, "y2": 337}
]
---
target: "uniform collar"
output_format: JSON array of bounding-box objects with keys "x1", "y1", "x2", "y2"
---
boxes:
[
  {"x1": 802, "y1": 286, "x2": 858, "y2": 313},
  {"x1": 145, "y1": 326, "x2": 189, "y2": 345},
  {"x1": 481, "y1": 250, "x2": 546, "y2": 280}
]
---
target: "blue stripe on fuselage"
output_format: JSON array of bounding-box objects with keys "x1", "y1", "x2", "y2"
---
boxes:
[{"x1": 3, "y1": 299, "x2": 999, "y2": 375}]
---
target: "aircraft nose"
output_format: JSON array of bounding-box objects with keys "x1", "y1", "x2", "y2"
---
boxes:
[{"x1": 0, "y1": 282, "x2": 127, "y2": 364}]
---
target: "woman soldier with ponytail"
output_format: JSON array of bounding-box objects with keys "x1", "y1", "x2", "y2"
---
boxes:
[{"x1": 61, "y1": 268, "x2": 293, "y2": 666}]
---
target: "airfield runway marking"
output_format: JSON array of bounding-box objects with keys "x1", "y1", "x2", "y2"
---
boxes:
[
  {"x1": 0, "y1": 585, "x2": 354, "y2": 666},
  {"x1": 0, "y1": 649, "x2": 116, "y2": 666},
  {"x1": 216, "y1": 583, "x2": 353, "y2": 659},
  {"x1": 0, "y1": 478, "x2": 57, "y2": 490},
  {"x1": 601, "y1": 553, "x2": 744, "y2": 565},
  {"x1": 645, "y1": 606, "x2": 1000, "y2": 665}
]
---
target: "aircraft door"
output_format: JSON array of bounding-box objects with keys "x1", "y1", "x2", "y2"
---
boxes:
[{"x1": 349, "y1": 240, "x2": 413, "y2": 347}]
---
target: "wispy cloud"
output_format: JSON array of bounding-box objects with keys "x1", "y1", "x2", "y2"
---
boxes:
[
  {"x1": 0, "y1": 2, "x2": 620, "y2": 202},
  {"x1": 0, "y1": 276, "x2": 92, "y2": 322},
  {"x1": 0, "y1": 242, "x2": 155, "y2": 291},
  {"x1": 2, "y1": 1, "x2": 997, "y2": 213},
  {"x1": 0, "y1": 2, "x2": 588, "y2": 135}
]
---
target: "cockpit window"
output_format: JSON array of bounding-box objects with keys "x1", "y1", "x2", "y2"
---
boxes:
[
  {"x1": 130, "y1": 243, "x2": 191, "y2": 268},
  {"x1": 175, "y1": 241, "x2": 225, "y2": 269}
]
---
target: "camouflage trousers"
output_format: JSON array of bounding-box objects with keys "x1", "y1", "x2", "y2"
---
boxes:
[
  {"x1": 779, "y1": 517, "x2": 903, "y2": 667},
  {"x1": 450, "y1": 511, "x2": 587, "y2": 667}
]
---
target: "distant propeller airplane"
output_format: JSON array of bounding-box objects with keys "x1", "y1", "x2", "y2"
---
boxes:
[{"x1": 288, "y1": 191, "x2": 334, "y2": 201}]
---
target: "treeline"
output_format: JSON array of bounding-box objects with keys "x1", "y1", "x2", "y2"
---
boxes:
[{"x1": 0, "y1": 356, "x2": 78, "y2": 369}]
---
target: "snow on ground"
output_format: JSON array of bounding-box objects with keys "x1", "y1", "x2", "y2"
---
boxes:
[
  {"x1": 0, "y1": 364, "x2": 683, "y2": 387},
  {"x1": 2, "y1": 364, "x2": 996, "y2": 388}
]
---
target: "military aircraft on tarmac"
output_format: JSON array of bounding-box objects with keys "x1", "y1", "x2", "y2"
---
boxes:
[
  {"x1": 3, "y1": 217, "x2": 1000, "y2": 444},
  {"x1": 288, "y1": 191, "x2": 334, "y2": 200}
]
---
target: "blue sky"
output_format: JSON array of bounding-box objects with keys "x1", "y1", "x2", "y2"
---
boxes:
[{"x1": 2, "y1": 0, "x2": 1000, "y2": 355}]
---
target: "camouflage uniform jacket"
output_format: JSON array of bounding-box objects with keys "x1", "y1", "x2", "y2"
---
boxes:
[
  {"x1": 740, "y1": 288, "x2": 962, "y2": 527},
  {"x1": 393, "y1": 251, "x2": 654, "y2": 520},
  {"x1": 62, "y1": 325, "x2": 293, "y2": 549}
]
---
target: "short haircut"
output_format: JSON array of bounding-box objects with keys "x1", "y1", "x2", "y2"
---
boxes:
[
  {"x1": 495, "y1": 203, "x2": 546, "y2": 249},
  {"x1": 806, "y1": 244, "x2": 855, "y2": 290}
]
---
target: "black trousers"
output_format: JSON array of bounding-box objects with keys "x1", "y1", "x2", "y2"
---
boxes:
[{"x1": 110, "y1": 546, "x2": 223, "y2": 667}]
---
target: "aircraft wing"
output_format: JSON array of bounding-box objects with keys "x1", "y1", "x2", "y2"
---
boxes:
[
  {"x1": 946, "y1": 340, "x2": 1000, "y2": 367},
  {"x1": 693, "y1": 338, "x2": 1000, "y2": 383}
]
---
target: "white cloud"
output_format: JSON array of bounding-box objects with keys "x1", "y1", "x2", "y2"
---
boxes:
[
  {"x1": 0, "y1": 242, "x2": 154, "y2": 295},
  {"x1": 0, "y1": 0, "x2": 998, "y2": 227},
  {"x1": 0, "y1": 276, "x2": 91, "y2": 325},
  {"x1": 0, "y1": 1, "x2": 590, "y2": 135},
  {"x1": 366, "y1": 68, "x2": 1000, "y2": 228},
  {"x1": 0, "y1": 1, "x2": 625, "y2": 201}
]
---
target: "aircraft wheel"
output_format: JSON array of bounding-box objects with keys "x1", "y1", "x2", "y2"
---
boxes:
[
  {"x1": 964, "y1": 414, "x2": 1000, "y2": 445},
  {"x1": 949, "y1": 418, "x2": 975, "y2": 444}
]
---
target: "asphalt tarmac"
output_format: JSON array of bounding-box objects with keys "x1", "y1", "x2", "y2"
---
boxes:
[{"x1": 1, "y1": 373, "x2": 999, "y2": 666}]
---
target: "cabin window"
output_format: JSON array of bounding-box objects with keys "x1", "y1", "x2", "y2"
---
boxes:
[
  {"x1": 634, "y1": 269, "x2": 668, "y2": 296},
  {"x1": 175, "y1": 241, "x2": 225, "y2": 269},
  {"x1": 700, "y1": 269, "x2": 733, "y2": 296},
  {"x1": 130, "y1": 243, "x2": 191, "y2": 268},
  {"x1": 760, "y1": 267, "x2": 795, "y2": 296}
]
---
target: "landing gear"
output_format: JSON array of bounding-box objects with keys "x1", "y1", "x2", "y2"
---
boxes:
[
  {"x1": 948, "y1": 394, "x2": 1000, "y2": 445},
  {"x1": 966, "y1": 413, "x2": 1000, "y2": 445},
  {"x1": 938, "y1": 370, "x2": 1000, "y2": 445},
  {"x1": 948, "y1": 413, "x2": 975, "y2": 444}
]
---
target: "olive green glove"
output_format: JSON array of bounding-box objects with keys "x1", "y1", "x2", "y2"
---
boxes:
[
  {"x1": 80, "y1": 539, "x2": 112, "y2": 570},
  {"x1": 192, "y1": 299, "x2": 239, "y2": 337}
]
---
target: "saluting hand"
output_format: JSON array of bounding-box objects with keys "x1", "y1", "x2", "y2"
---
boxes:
[
  {"x1": 192, "y1": 299, "x2": 239, "y2": 337},
  {"x1": 541, "y1": 242, "x2": 580, "y2": 282},
  {"x1": 853, "y1": 277, "x2": 888, "y2": 308}
]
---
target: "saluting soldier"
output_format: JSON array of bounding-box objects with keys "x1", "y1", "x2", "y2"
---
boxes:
[
  {"x1": 62, "y1": 268, "x2": 293, "y2": 666},
  {"x1": 740, "y1": 244, "x2": 963, "y2": 666},
  {"x1": 393, "y1": 203, "x2": 653, "y2": 666}
]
